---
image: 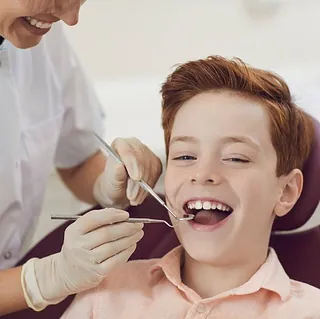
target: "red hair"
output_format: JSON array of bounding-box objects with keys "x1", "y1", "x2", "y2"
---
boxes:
[{"x1": 161, "y1": 56, "x2": 314, "y2": 176}]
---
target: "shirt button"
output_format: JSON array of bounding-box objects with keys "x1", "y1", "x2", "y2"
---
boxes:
[
  {"x1": 4, "y1": 251, "x2": 12, "y2": 260},
  {"x1": 196, "y1": 303, "x2": 206, "y2": 314}
]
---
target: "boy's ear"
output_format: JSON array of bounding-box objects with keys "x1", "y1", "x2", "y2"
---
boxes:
[{"x1": 274, "y1": 169, "x2": 303, "y2": 217}]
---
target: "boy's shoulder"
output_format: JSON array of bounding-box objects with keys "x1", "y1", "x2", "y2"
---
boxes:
[
  {"x1": 290, "y1": 279, "x2": 320, "y2": 297},
  {"x1": 287, "y1": 278, "x2": 320, "y2": 312}
]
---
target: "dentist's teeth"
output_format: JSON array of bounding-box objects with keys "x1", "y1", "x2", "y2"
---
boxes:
[
  {"x1": 24, "y1": 16, "x2": 52, "y2": 30},
  {"x1": 42, "y1": 23, "x2": 51, "y2": 28},
  {"x1": 203, "y1": 201, "x2": 212, "y2": 210},
  {"x1": 194, "y1": 201, "x2": 202, "y2": 210},
  {"x1": 211, "y1": 203, "x2": 217, "y2": 210},
  {"x1": 217, "y1": 204, "x2": 223, "y2": 210},
  {"x1": 30, "y1": 19, "x2": 38, "y2": 26}
]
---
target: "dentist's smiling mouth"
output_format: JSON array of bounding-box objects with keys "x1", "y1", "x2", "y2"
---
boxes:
[
  {"x1": 183, "y1": 198, "x2": 233, "y2": 226},
  {"x1": 23, "y1": 16, "x2": 54, "y2": 30},
  {"x1": 18, "y1": 16, "x2": 59, "y2": 37}
]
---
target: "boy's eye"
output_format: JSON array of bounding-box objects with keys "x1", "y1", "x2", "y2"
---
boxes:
[
  {"x1": 223, "y1": 158, "x2": 250, "y2": 163},
  {"x1": 173, "y1": 155, "x2": 197, "y2": 161}
]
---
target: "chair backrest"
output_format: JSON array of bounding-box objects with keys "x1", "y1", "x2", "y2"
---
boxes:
[{"x1": 128, "y1": 117, "x2": 320, "y2": 288}]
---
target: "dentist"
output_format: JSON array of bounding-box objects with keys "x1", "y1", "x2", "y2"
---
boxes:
[{"x1": 0, "y1": 0, "x2": 162, "y2": 315}]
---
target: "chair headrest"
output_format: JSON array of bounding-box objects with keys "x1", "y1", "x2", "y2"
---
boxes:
[{"x1": 273, "y1": 117, "x2": 320, "y2": 231}]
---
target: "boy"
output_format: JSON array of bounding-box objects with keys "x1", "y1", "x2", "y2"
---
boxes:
[{"x1": 61, "y1": 56, "x2": 320, "y2": 318}]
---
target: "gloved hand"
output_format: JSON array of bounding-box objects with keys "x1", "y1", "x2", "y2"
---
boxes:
[
  {"x1": 93, "y1": 138, "x2": 163, "y2": 209},
  {"x1": 21, "y1": 208, "x2": 144, "y2": 311}
]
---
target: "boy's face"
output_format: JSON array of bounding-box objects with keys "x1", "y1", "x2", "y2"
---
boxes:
[{"x1": 164, "y1": 91, "x2": 302, "y2": 265}]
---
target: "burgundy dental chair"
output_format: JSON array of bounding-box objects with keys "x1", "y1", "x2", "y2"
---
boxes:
[{"x1": 5, "y1": 118, "x2": 320, "y2": 319}]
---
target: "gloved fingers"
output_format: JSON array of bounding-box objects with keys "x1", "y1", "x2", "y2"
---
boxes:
[
  {"x1": 128, "y1": 181, "x2": 146, "y2": 206},
  {"x1": 111, "y1": 137, "x2": 163, "y2": 207},
  {"x1": 128, "y1": 157, "x2": 160, "y2": 206},
  {"x1": 83, "y1": 221, "x2": 144, "y2": 250},
  {"x1": 98, "y1": 244, "x2": 137, "y2": 276},
  {"x1": 126, "y1": 178, "x2": 140, "y2": 205},
  {"x1": 104, "y1": 157, "x2": 128, "y2": 187},
  {"x1": 112, "y1": 138, "x2": 144, "y2": 181},
  {"x1": 66, "y1": 208, "x2": 129, "y2": 235},
  {"x1": 131, "y1": 166, "x2": 153, "y2": 205},
  {"x1": 99, "y1": 158, "x2": 128, "y2": 207},
  {"x1": 129, "y1": 158, "x2": 151, "y2": 205},
  {"x1": 90, "y1": 230, "x2": 144, "y2": 265}
]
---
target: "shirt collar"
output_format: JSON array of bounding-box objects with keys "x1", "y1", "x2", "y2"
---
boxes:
[
  {"x1": 149, "y1": 246, "x2": 291, "y2": 302},
  {"x1": 230, "y1": 248, "x2": 291, "y2": 301},
  {"x1": 150, "y1": 246, "x2": 184, "y2": 287}
]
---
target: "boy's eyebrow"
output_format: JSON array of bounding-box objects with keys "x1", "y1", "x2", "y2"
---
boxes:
[
  {"x1": 169, "y1": 136, "x2": 199, "y2": 146},
  {"x1": 170, "y1": 135, "x2": 261, "y2": 151},
  {"x1": 221, "y1": 136, "x2": 261, "y2": 151}
]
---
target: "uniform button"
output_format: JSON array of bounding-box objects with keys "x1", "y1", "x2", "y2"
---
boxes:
[
  {"x1": 4, "y1": 251, "x2": 12, "y2": 260},
  {"x1": 196, "y1": 303, "x2": 206, "y2": 314}
]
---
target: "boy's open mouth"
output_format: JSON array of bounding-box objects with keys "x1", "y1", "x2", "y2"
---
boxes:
[{"x1": 183, "y1": 199, "x2": 233, "y2": 225}]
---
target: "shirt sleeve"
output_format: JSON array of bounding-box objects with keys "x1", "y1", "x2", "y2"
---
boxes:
[{"x1": 44, "y1": 22, "x2": 106, "y2": 169}]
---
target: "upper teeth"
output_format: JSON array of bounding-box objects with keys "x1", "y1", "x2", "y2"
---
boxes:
[
  {"x1": 25, "y1": 17, "x2": 52, "y2": 30},
  {"x1": 187, "y1": 200, "x2": 231, "y2": 212}
]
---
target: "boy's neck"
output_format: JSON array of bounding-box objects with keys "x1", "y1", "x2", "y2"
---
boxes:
[{"x1": 181, "y1": 248, "x2": 269, "y2": 299}]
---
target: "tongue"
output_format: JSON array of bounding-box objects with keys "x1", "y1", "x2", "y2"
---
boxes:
[{"x1": 193, "y1": 210, "x2": 229, "y2": 225}]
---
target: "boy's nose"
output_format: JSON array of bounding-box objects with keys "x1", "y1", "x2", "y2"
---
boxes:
[
  {"x1": 190, "y1": 164, "x2": 222, "y2": 185},
  {"x1": 191, "y1": 177, "x2": 216, "y2": 184}
]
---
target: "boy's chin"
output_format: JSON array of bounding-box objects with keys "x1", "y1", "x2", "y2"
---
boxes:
[
  {"x1": 178, "y1": 236, "x2": 231, "y2": 266},
  {"x1": 181, "y1": 239, "x2": 230, "y2": 266}
]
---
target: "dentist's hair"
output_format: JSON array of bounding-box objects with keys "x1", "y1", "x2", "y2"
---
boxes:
[{"x1": 161, "y1": 56, "x2": 314, "y2": 176}]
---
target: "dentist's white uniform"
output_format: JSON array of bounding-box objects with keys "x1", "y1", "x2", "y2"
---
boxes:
[{"x1": 0, "y1": 22, "x2": 104, "y2": 270}]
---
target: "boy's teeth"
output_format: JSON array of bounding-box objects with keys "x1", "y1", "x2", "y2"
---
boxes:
[
  {"x1": 187, "y1": 200, "x2": 232, "y2": 212},
  {"x1": 202, "y1": 201, "x2": 212, "y2": 210},
  {"x1": 194, "y1": 201, "x2": 202, "y2": 209}
]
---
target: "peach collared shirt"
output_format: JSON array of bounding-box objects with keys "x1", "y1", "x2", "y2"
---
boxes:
[{"x1": 61, "y1": 246, "x2": 320, "y2": 319}]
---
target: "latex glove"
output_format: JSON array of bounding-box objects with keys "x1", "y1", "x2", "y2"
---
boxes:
[
  {"x1": 21, "y1": 208, "x2": 144, "y2": 311},
  {"x1": 93, "y1": 137, "x2": 163, "y2": 208}
]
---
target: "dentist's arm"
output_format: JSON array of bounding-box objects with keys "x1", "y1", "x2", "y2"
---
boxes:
[
  {"x1": 57, "y1": 150, "x2": 106, "y2": 205},
  {"x1": 0, "y1": 267, "x2": 27, "y2": 315}
]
